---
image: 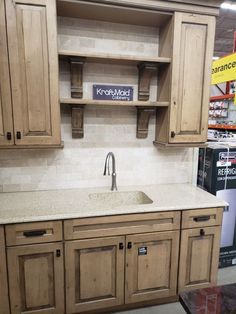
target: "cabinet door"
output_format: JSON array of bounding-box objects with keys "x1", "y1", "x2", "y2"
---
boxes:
[
  {"x1": 0, "y1": 227, "x2": 10, "y2": 314},
  {"x1": 0, "y1": 0, "x2": 14, "y2": 146},
  {"x1": 7, "y1": 243, "x2": 64, "y2": 314},
  {"x1": 179, "y1": 226, "x2": 221, "y2": 292},
  {"x1": 5, "y1": 0, "x2": 61, "y2": 146},
  {"x1": 169, "y1": 13, "x2": 215, "y2": 143},
  {"x1": 125, "y1": 231, "x2": 179, "y2": 304},
  {"x1": 65, "y1": 236, "x2": 125, "y2": 313}
]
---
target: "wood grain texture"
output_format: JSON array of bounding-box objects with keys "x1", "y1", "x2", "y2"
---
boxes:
[
  {"x1": 64, "y1": 211, "x2": 181, "y2": 240},
  {"x1": 5, "y1": 0, "x2": 61, "y2": 146},
  {"x1": 0, "y1": 0, "x2": 14, "y2": 146},
  {"x1": 0, "y1": 226, "x2": 10, "y2": 314},
  {"x1": 65, "y1": 236, "x2": 125, "y2": 313},
  {"x1": 7, "y1": 243, "x2": 64, "y2": 314},
  {"x1": 5, "y1": 221, "x2": 63, "y2": 246},
  {"x1": 178, "y1": 226, "x2": 221, "y2": 292},
  {"x1": 182, "y1": 208, "x2": 223, "y2": 229},
  {"x1": 125, "y1": 231, "x2": 179, "y2": 303},
  {"x1": 169, "y1": 13, "x2": 216, "y2": 144}
]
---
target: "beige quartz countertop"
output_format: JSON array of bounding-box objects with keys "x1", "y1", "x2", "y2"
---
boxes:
[{"x1": 0, "y1": 184, "x2": 227, "y2": 224}]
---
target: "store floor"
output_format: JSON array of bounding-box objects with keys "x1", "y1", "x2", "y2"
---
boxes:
[{"x1": 115, "y1": 266, "x2": 236, "y2": 314}]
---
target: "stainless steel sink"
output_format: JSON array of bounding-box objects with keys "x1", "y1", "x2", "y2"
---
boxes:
[{"x1": 88, "y1": 191, "x2": 153, "y2": 207}]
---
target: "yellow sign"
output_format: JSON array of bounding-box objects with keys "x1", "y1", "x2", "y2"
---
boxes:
[{"x1": 212, "y1": 53, "x2": 236, "y2": 85}]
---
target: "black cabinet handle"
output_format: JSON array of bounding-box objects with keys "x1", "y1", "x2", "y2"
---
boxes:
[
  {"x1": 194, "y1": 216, "x2": 210, "y2": 222},
  {"x1": 6, "y1": 132, "x2": 12, "y2": 140},
  {"x1": 200, "y1": 229, "x2": 205, "y2": 237},
  {"x1": 56, "y1": 249, "x2": 61, "y2": 257},
  {"x1": 127, "y1": 242, "x2": 132, "y2": 249},
  {"x1": 16, "y1": 131, "x2": 21, "y2": 139},
  {"x1": 119, "y1": 243, "x2": 124, "y2": 250},
  {"x1": 23, "y1": 230, "x2": 46, "y2": 237},
  {"x1": 171, "y1": 131, "x2": 175, "y2": 138}
]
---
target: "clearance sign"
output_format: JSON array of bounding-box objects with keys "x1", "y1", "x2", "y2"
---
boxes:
[
  {"x1": 212, "y1": 53, "x2": 236, "y2": 104},
  {"x1": 212, "y1": 53, "x2": 236, "y2": 85}
]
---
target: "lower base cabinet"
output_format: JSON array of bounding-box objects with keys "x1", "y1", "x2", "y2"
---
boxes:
[
  {"x1": 0, "y1": 227, "x2": 10, "y2": 314},
  {"x1": 65, "y1": 236, "x2": 125, "y2": 313},
  {"x1": 7, "y1": 243, "x2": 64, "y2": 314},
  {"x1": 179, "y1": 226, "x2": 221, "y2": 292},
  {"x1": 125, "y1": 231, "x2": 179, "y2": 304},
  {"x1": 65, "y1": 231, "x2": 180, "y2": 313}
]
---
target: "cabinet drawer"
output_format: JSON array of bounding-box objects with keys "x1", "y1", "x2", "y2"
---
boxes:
[
  {"x1": 5, "y1": 221, "x2": 62, "y2": 246},
  {"x1": 182, "y1": 208, "x2": 223, "y2": 229},
  {"x1": 64, "y1": 211, "x2": 181, "y2": 240}
]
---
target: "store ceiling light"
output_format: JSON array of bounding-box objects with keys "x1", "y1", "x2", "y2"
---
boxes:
[{"x1": 221, "y1": 2, "x2": 236, "y2": 10}]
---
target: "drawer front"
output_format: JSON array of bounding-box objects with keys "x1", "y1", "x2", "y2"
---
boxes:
[
  {"x1": 64, "y1": 211, "x2": 181, "y2": 240},
  {"x1": 5, "y1": 221, "x2": 63, "y2": 246},
  {"x1": 182, "y1": 208, "x2": 223, "y2": 229}
]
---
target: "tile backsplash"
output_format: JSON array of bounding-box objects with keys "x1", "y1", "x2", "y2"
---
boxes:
[{"x1": 0, "y1": 105, "x2": 197, "y2": 193}]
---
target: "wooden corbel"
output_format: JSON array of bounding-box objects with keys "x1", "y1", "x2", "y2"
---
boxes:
[
  {"x1": 137, "y1": 62, "x2": 158, "y2": 101},
  {"x1": 136, "y1": 107, "x2": 156, "y2": 139},
  {"x1": 69, "y1": 57, "x2": 86, "y2": 98},
  {"x1": 71, "y1": 105, "x2": 85, "y2": 138}
]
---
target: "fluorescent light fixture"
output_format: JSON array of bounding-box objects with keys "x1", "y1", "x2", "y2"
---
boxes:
[
  {"x1": 221, "y1": 2, "x2": 236, "y2": 10},
  {"x1": 213, "y1": 56, "x2": 220, "y2": 60}
]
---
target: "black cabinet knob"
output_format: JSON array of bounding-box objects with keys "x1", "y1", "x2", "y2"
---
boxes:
[
  {"x1": 16, "y1": 131, "x2": 21, "y2": 139},
  {"x1": 127, "y1": 242, "x2": 132, "y2": 249},
  {"x1": 171, "y1": 131, "x2": 175, "y2": 138},
  {"x1": 200, "y1": 229, "x2": 205, "y2": 237},
  {"x1": 6, "y1": 132, "x2": 12, "y2": 141},
  {"x1": 119, "y1": 243, "x2": 124, "y2": 250}
]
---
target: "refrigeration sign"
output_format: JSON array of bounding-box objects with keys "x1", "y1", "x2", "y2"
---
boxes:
[{"x1": 93, "y1": 85, "x2": 133, "y2": 101}]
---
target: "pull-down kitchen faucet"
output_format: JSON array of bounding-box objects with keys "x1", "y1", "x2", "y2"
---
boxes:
[{"x1": 103, "y1": 152, "x2": 117, "y2": 191}]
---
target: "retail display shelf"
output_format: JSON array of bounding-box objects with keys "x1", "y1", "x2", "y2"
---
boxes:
[
  {"x1": 210, "y1": 94, "x2": 235, "y2": 102},
  {"x1": 60, "y1": 98, "x2": 169, "y2": 107},
  {"x1": 208, "y1": 124, "x2": 236, "y2": 130}
]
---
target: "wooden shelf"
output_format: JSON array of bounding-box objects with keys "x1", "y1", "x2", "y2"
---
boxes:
[
  {"x1": 210, "y1": 94, "x2": 235, "y2": 102},
  {"x1": 153, "y1": 141, "x2": 207, "y2": 148},
  {"x1": 59, "y1": 50, "x2": 171, "y2": 65},
  {"x1": 208, "y1": 124, "x2": 236, "y2": 130},
  {"x1": 60, "y1": 98, "x2": 169, "y2": 107}
]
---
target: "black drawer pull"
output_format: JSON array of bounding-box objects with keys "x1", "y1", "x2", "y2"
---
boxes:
[
  {"x1": 23, "y1": 230, "x2": 46, "y2": 237},
  {"x1": 16, "y1": 131, "x2": 21, "y2": 139},
  {"x1": 56, "y1": 249, "x2": 61, "y2": 257},
  {"x1": 119, "y1": 243, "x2": 124, "y2": 250},
  {"x1": 127, "y1": 242, "x2": 132, "y2": 249},
  {"x1": 200, "y1": 229, "x2": 205, "y2": 237},
  {"x1": 6, "y1": 132, "x2": 12, "y2": 140},
  {"x1": 194, "y1": 216, "x2": 210, "y2": 222}
]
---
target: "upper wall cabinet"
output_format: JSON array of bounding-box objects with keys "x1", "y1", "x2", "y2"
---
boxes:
[
  {"x1": 0, "y1": 0, "x2": 14, "y2": 147},
  {"x1": 3, "y1": 0, "x2": 61, "y2": 148},
  {"x1": 155, "y1": 13, "x2": 216, "y2": 147}
]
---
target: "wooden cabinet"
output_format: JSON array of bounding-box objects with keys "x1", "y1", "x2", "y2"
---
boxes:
[
  {"x1": 65, "y1": 236, "x2": 125, "y2": 313},
  {"x1": 0, "y1": 227, "x2": 10, "y2": 314},
  {"x1": 155, "y1": 12, "x2": 216, "y2": 146},
  {"x1": 0, "y1": 0, "x2": 14, "y2": 146},
  {"x1": 7, "y1": 243, "x2": 64, "y2": 314},
  {"x1": 125, "y1": 231, "x2": 179, "y2": 304},
  {"x1": 3, "y1": 0, "x2": 61, "y2": 147},
  {"x1": 179, "y1": 226, "x2": 221, "y2": 292}
]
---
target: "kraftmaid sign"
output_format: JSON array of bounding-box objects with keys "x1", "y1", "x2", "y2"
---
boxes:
[{"x1": 93, "y1": 85, "x2": 133, "y2": 101}]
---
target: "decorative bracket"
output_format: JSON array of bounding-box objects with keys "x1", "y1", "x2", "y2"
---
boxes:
[
  {"x1": 71, "y1": 105, "x2": 85, "y2": 138},
  {"x1": 137, "y1": 62, "x2": 158, "y2": 101},
  {"x1": 69, "y1": 57, "x2": 86, "y2": 98},
  {"x1": 136, "y1": 107, "x2": 156, "y2": 139}
]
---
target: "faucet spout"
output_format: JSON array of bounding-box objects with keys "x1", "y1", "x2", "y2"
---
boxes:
[{"x1": 103, "y1": 152, "x2": 118, "y2": 191}]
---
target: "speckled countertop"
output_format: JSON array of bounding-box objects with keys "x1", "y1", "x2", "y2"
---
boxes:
[{"x1": 0, "y1": 184, "x2": 227, "y2": 224}]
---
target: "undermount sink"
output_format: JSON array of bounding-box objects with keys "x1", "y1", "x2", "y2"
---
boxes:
[{"x1": 88, "y1": 191, "x2": 153, "y2": 207}]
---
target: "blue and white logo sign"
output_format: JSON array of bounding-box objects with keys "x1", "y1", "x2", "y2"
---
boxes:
[{"x1": 93, "y1": 84, "x2": 133, "y2": 101}]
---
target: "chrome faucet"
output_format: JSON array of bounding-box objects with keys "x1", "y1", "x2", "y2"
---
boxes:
[{"x1": 103, "y1": 152, "x2": 117, "y2": 191}]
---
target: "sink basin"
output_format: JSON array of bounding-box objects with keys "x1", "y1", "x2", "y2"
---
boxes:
[{"x1": 88, "y1": 191, "x2": 153, "y2": 207}]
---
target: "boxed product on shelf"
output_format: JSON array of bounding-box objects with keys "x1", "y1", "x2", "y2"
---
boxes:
[{"x1": 197, "y1": 145, "x2": 236, "y2": 268}]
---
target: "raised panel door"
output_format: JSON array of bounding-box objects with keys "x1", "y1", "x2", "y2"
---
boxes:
[
  {"x1": 7, "y1": 243, "x2": 64, "y2": 314},
  {"x1": 5, "y1": 0, "x2": 61, "y2": 146},
  {"x1": 125, "y1": 231, "x2": 179, "y2": 304},
  {"x1": 179, "y1": 226, "x2": 221, "y2": 292},
  {"x1": 0, "y1": 0, "x2": 14, "y2": 146},
  {"x1": 169, "y1": 13, "x2": 215, "y2": 143},
  {"x1": 65, "y1": 236, "x2": 125, "y2": 313}
]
